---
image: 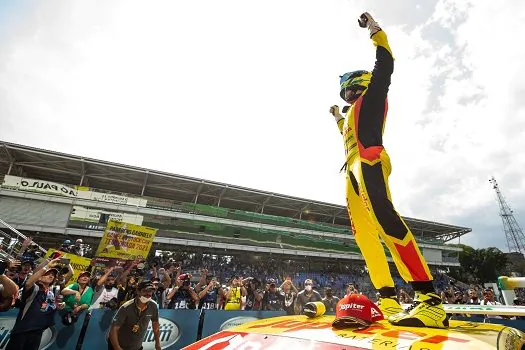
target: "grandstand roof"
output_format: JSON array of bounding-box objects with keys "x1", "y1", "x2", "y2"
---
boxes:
[{"x1": 0, "y1": 141, "x2": 471, "y2": 241}]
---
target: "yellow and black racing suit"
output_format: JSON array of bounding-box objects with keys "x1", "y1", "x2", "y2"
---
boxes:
[{"x1": 337, "y1": 30, "x2": 433, "y2": 291}]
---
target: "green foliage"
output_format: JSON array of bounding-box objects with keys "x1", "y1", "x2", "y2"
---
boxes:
[{"x1": 448, "y1": 244, "x2": 508, "y2": 284}]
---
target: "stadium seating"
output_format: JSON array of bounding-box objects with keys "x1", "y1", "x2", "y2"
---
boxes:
[
  {"x1": 142, "y1": 216, "x2": 368, "y2": 255},
  {"x1": 145, "y1": 198, "x2": 445, "y2": 246}
]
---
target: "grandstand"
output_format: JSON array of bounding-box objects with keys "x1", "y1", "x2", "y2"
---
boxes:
[{"x1": 0, "y1": 141, "x2": 469, "y2": 266}]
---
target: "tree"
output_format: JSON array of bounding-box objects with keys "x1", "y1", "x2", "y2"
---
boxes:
[{"x1": 448, "y1": 245, "x2": 508, "y2": 284}]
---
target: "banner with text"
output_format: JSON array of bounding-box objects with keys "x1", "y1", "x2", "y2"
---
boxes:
[
  {"x1": 1, "y1": 175, "x2": 147, "y2": 207},
  {"x1": 70, "y1": 206, "x2": 144, "y2": 225},
  {"x1": 1, "y1": 175, "x2": 77, "y2": 197},
  {"x1": 95, "y1": 220, "x2": 157, "y2": 260},
  {"x1": 90, "y1": 256, "x2": 137, "y2": 273},
  {"x1": 76, "y1": 187, "x2": 147, "y2": 207},
  {"x1": 44, "y1": 249, "x2": 92, "y2": 284}
]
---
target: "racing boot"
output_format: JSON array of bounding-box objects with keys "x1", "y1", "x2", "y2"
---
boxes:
[
  {"x1": 388, "y1": 291, "x2": 449, "y2": 329},
  {"x1": 377, "y1": 296, "x2": 404, "y2": 317}
]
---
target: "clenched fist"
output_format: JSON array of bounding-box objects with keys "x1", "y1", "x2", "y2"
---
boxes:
[
  {"x1": 329, "y1": 105, "x2": 344, "y2": 122},
  {"x1": 358, "y1": 12, "x2": 381, "y2": 37}
]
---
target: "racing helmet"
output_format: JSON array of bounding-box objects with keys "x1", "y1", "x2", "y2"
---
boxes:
[{"x1": 339, "y1": 70, "x2": 372, "y2": 101}]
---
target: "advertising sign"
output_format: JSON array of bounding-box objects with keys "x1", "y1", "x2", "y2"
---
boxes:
[
  {"x1": 76, "y1": 188, "x2": 147, "y2": 207},
  {"x1": 1, "y1": 175, "x2": 148, "y2": 207},
  {"x1": 1, "y1": 175, "x2": 76, "y2": 197},
  {"x1": 200, "y1": 310, "x2": 286, "y2": 339},
  {"x1": 84, "y1": 309, "x2": 200, "y2": 349},
  {"x1": 70, "y1": 206, "x2": 144, "y2": 225},
  {"x1": 0, "y1": 309, "x2": 85, "y2": 350}
]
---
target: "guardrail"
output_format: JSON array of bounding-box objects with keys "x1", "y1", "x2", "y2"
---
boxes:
[{"x1": 0, "y1": 217, "x2": 46, "y2": 258}]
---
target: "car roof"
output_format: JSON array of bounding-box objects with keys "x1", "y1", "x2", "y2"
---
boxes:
[{"x1": 185, "y1": 315, "x2": 525, "y2": 349}]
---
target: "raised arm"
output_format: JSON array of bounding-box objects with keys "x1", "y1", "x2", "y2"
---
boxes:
[
  {"x1": 359, "y1": 12, "x2": 394, "y2": 100},
  {"x1": 25, "y1": 258, "x2": 61, "y2": 290},
  {"x1": 329, "y1": 105, "x2": 345, "y2": 135}
]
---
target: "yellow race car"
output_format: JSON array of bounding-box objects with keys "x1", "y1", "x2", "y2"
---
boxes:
[{"x1": 184, "y1": 314, "x2": 525, "y2": 350}]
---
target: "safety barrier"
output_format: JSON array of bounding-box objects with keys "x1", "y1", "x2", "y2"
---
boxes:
[
  {"x1": 0, "y1": 309, "x2": 285, "y2": 349},
  {"x1": 2, "y1": 309, "x2": 525, "y2": 349},
  {"x1": 0, "y1": 308, "x2": 87, "y2": 350}
]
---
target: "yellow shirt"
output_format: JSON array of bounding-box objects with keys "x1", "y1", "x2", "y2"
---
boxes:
[{"x1": 224, "y1": 287, "x2": 241, "y2": 310}]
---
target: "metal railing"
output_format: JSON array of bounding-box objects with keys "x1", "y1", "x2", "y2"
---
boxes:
[{"x1": 0, "y1": 217, "x2": 46, "y2": 259}]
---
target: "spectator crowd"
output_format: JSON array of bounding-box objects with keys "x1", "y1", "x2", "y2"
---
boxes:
[{"x1": 1, "y1": 238, "x2": 524, "y2": 349}]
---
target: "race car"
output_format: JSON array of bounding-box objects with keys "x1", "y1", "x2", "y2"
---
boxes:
[{"x1": 184, "y1": 314, "x2": 525, "y2": 349}]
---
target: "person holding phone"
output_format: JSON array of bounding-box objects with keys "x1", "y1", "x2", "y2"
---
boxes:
[
  {"x1": 5, "y1": 258, "x2": 64, "y2": 350},
  {"x1": 197, "y1": 275, "x2": 223, "y2": 310}
]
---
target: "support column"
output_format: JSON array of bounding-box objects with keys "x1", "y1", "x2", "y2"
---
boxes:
[
  {"x1": 194, "y1": 182, "x2": 204, "y2": 204},
  {"x1": 217, "y1": 186, "x2": 228, "y2": 207},
  {"x1": 7, "y1": 160, "x2": 14, "y2": 175},
  {"x1": 141, "y1": 171, "x2": 149, "y2": 196},
  {"x1": 298, "y1": 204, "x2": 309, "y2": 220},
  {"x1": 79, "y1": 159, "x2": 86, "y2": 186}
]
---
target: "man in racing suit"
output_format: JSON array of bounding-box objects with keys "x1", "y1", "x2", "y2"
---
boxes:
[{"x1": 329, "y1": 12, "x2": 447, "y2": 328}]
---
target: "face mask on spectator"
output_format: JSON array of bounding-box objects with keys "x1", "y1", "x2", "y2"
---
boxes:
[
  {"x1": 139, "y1": 296, "x2": 151, "y2": 303},
  {"x1": 305, "y1": 285, "x2": 312, "y2": 292}
]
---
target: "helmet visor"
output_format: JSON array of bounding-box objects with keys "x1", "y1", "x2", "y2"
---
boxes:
[{"x1": 339, "y1": 70, "x2": 369, "y2": 86}]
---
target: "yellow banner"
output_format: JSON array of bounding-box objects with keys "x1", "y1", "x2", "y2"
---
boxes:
[
  {"x1": 95, "y1": 220, "x2": 157, "y2": 260},
  {"x1": 44, "y1": 249, "x2": 92, "y2": 284}
]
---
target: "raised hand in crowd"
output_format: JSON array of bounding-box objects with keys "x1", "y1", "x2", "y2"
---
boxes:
[
  {"x1": 157, "y1": 267, "x2": 171, "y2": 286},
  {"x1": 8, "y1": 259, "x2": 21, "y2": 271},
  {"x1": 0, "y1": 259, "x2": 21, "y2": 311},
  {"x1": 16, "y1": 236, "x2": 33, "y2": 259},
  {"x1": 281, "y1": 277, "x2": 299, "y2": 294},
  {"x1": 175, "y1": 263, "x2": 182, "y2": 279},
  {"x1": 25, "y1": 257, "x2": 61, "y2": 290},
  {"x1": 63, "y1": 263, "x2": 74, "y2": 285},
  {"x1": 116, "y1": 259, "x2": 141, "y2": 285},
  {"x1": 195, "y1": 268, "x2": 209, "y2": 292},
  {"x1": 97, "y1": 266, "x2": 115, "y2": 287}
]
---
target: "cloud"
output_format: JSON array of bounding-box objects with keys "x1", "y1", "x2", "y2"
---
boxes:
[
  {"x1": 0, "y1": 0, "x2": 524, "y2": 252},
  {"x1": 384, "y1": 0, "x2": 525, "y2": 250}
]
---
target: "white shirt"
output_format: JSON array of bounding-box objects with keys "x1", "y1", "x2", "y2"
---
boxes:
[{"x1": 90, "y1": 286, "x2": 119, "y2": 310}]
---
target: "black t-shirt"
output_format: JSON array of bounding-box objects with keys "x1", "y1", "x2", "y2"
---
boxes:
[
  {"x1": 296, "y1": 290, "x2": 322, "y2": 314},
  {"x1": 152, "y1": 286, "x2": 165, "y2": 307},
  {"x1": 199, "y1": 288, "x2": 219, "y2": 310},
  {"x1": 245, "y1": 289, "x2": 261, "y2": 311},
  {"x1": 11, "y1": 283, "x2": 57, "y2": 334},
  {"x1": 168, "y1": 289, "x2": 196, "y2": 309},
  {"x1": 263, "y1": 290, "x2": 285, "y2": 311},
  {"x1": 323, "y1": 296, "x2": 340, "y2": 313},
  {"x1": 281, "y1": 291, "x2": 296, "y2": 315}
]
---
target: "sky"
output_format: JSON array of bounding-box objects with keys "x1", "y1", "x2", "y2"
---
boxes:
[{"x1": 1, "y1": 0, "x2": 524, "y2": 251}]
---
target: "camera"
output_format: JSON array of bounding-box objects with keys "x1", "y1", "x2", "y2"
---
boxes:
[
  {"x1": 182, "y1": 279, "x2": 191, "y2": 287},
  {"x1": 101, "y1": 298, "x2": 119, "y2": 310},
  {"x1": 57, "y1": 258, "x2": 70, "y2": 274}
]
